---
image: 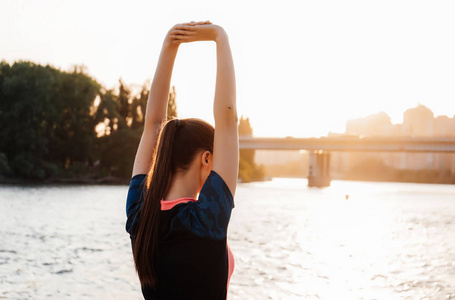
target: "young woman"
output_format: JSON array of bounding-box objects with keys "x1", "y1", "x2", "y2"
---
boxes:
[{"x1": 125, "y1": 21, "x2": 238, "y2": 300}]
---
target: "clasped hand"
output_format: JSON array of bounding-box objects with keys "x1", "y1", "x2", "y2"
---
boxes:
[{"x1": 167, "y1": 20, "x2": 226, "y2": 44}]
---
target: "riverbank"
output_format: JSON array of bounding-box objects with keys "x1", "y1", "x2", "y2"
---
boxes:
[
  {"x1": 343, "y1": 169, "x2": 455, "y2": 185},
  {"x1": 2, "y1": 170, "x2": 454, "y2": 186},
  {"x1": 0, "y1": 175, "x2": 129, "y2": 185}
]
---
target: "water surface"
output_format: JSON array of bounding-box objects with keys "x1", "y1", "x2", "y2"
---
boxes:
[{"x1": 1, "y1": 179, "x2": 454, "y2": 299}]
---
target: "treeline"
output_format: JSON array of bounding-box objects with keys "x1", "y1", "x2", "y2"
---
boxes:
[
  {"x1": 0, "y1": 61, "x2": 263, "y2": 184},
  {"x1": 238, "y1": 116, "x2": 265, "y2": 182},
  {"x1": 0, "y1": 61, "x2": 178, "y2": 183}
]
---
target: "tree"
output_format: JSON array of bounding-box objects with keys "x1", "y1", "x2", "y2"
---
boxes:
[
  {"x1": 94, "y1": 84, "x2": 178, "y2": 179},
  {"x1": 238, "y1": 116, "x2": 265, "y2": 182},
  {"x1": 130, "y1": 84, "x2": 148, "y2": 129},
  {"x1": 117, "y1": 79, "x2": 131, "y2": 129},
  {"x1": 0, "y1": 61, "x2": 181, "y2": 182},
  {"x1": 94, "y1": 87, "x2": 135, "y2": 177},
  {"x1": 167, "y1": 85, "x2": 178, "y2": 120},
  {"x1": 0, "y1": 61, "x2": 101, "y2": 179},
  {"x1": 97, "y1": 128, "x2": 141, "y2": 178},
  {"x1": 0, "y1": 61, "x2": 58, "y2": 178},
  {"x1": 49, "y1": 67, "x2": 101, "y2": 169},
  {"x1": 0, "y1": 152, "x2": 10, "y2": 176},
  {"x1": 127, "y1": 84, "x2": 177, "y2": 129}
]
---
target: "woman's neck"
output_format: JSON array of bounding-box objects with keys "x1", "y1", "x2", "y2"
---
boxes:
[{"x1": 163, "y1": 168, "x2": 200, "y2": 201}]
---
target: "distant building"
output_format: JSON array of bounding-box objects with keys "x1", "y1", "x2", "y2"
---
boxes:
[
  {"x1": 341, "y1": 104, "x2": 455, "y2": 175},
  {"x1": 345, "y1": 111, "x2": 393, "y2": 136},
  {"x1": 402, "y1": 105, "x2": 434, "y2": 137},
  {"x1": 434, "y1": 115, "x2": 455, "y2": 137},
  {"x1": 401, "y1": 105, "x2": 434, "y2": 170},
  {"x1": 342, "y1": 112, "x2": 394, "y2": 175},
  {"x1": 255, "y1": 105, "x2": 455, "y2": 179}
]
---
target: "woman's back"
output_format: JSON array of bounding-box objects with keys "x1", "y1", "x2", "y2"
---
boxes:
[{"x1": 127, "y1": 171, "x2": 235, "y2": 299}]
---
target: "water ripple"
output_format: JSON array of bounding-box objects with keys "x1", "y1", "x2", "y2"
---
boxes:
[{"x1": 1, "y1": 181, "x2": 455, "y2": 299}]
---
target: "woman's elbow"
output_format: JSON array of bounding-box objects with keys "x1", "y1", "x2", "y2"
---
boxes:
[{"x1": 214, "y1": 105, "x2": 238, "y2": 125}]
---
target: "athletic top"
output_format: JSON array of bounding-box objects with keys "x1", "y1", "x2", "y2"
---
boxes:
[{"x1": 126, "y1": 170, "x2": 235, "y2": 300}]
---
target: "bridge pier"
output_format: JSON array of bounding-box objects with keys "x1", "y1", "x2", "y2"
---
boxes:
[{"x1": 308, "y1": 150, "x2": 331, "y2": 187}]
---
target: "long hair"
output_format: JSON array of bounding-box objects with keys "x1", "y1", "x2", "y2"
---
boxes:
[{"x1": 132, "y1": 118, "x2": 214, "y2": 287}]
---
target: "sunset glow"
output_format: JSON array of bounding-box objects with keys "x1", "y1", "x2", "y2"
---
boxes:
[{"x1": 2, "y1": 0, "x2": 455, "y2": 137}]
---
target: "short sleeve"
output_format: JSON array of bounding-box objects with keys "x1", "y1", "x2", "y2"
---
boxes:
[
  {"x1": 125, "y1": 174, "x2": 147, "y2": 235},
  {"x1": 177, "y1": 170, "x2": 235, "y2": 239}
]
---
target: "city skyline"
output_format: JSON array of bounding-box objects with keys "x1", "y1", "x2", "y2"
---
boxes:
[
  {"x1": 331, "y1": 103, "x2": 455, "y2": 179},
  {"x1": 254, "y1": 103, "x2": 455, "y2": 182},
  {"x1": 344, "y1": 104, "x2": 455, "y2": 138}
]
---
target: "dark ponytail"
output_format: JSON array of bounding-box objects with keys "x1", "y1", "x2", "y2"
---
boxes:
[{"x1": 132, "y1": 118, "x2": 214, "y2": 287}]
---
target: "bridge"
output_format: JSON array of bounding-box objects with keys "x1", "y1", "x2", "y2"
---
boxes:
[{"x1": 239, "y1": 137, "x2": 455, "y2": 187}]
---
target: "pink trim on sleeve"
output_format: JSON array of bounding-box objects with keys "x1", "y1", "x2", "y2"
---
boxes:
[{"x1": 160, "y1": 198, "x2": 197, "y2": 211}]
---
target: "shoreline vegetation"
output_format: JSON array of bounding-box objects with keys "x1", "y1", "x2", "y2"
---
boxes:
[
  {"x1": 0, "y1": 61, "x2": 264, "y2": 185},
  {"x1": 264, "y1": 161, "x2": 455, "y2": 185},
  {"x1": 343, "y1": 168, "x2": 455, "y2": 185},
  {"x1": 0, "y1": 61, "x2": 175, "y2": 184},
  {"x1": 1, "y1": 172, "x2": 453, "y2": 186},
  {"x1": 1, "y1": 61, "x2": 453, "y2": 186},
  {"x1": 0, "y1": 175, "x2": 128, "y2": 185}
]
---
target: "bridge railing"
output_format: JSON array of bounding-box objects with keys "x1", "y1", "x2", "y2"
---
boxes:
[{"x1": 239, "y1": 136, "x2": 455, "y2": 153}]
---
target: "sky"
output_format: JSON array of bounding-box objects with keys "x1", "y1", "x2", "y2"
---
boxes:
[{"x1": 2, "y1": 0, "x2": 455, "y2": 137}]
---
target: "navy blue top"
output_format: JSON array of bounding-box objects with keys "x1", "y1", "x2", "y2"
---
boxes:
[{"x1": 126, "y1": 171, "x2": 235, "y2": 300}]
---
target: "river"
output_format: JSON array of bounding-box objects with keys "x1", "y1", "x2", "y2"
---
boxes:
[{"x1": 1, "y1": 179, "x2": 454, "y2": 299}]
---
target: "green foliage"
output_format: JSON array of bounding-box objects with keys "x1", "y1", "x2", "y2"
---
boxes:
[
  {"x1": 0, "y1": 60, "x2": 261, "y2": 183},
  {"x1": 238, "y1": 158, "x2": 253, "y2": 183},
  {"x1": 238, "y1": 116, "x2": 265, "y2": 182},
  {"x1": 95, "y1": 89, "x2": 122, "y2": 135},
  {"x1": 130, "y1": 84, "x2": 148, "y2": 129},
  {"x1": 0, "y1": 152, "x2": 11, "y2": 175},
  {"x1": 92, "y1": 84, "x2": 176, "y2": 178},
  {"x1": 97, "y1": 128, "x2": 142, "y2": 178},
  {"x1": 0, "y1": 61, "x2": 101, "y2": 179},
  {"x1": 167, "y1": 86, "x2": 178, "y2": 120},
  {"x1": 117, "y1": 79, "x2": 131, "y2": 128},
  {"x1": 49, "y1": 67, "x2": 101, "y2": 166},
  {"x1": 238, "y1": 116, "x2": 253, "y2": 136}
]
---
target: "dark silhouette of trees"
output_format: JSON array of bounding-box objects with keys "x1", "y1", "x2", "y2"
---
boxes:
[
  {"x1": 0, "y1": 60, "x2": 262, "y2": 183},
  {"x1": 167, "y1": 86, "x2": 178, "y2": 120},
  {"x1": 130, "y1": 84, "x2": 148, "y2": 130},
  {"x1": 0, "y1": 61, "x2": 184, "y2": 182},
  {"x1": 93, "y1": 82, "x2": 178, "y2": 179},
  {"x1": 0, "y1": 61, "x2": 100, "y2": 179},
  {"x1": 238, "y1": 116, "x2": 265, "y2": 182}
]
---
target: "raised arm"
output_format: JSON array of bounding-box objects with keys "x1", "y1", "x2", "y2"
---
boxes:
[
  {"x1": 170, "y1": 24, "x2": 239, "y2": 195},
  {"x1": 132, "y1": 22, "x2": 205, "y2": 177},
  {"x1": 211, "y1": 28, "x2": 239, "y2": 196}
]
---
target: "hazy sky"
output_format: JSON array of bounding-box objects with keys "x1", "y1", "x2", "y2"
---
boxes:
[{"x1": 2, "y1": 0, "x2": 455, "y2": 137}]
